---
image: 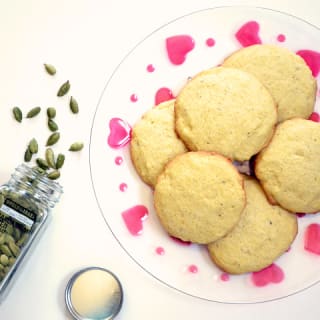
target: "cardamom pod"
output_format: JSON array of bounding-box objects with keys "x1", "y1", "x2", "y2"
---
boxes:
[
  {"x1": 8, "y1": 257, "x2": 16, "y2": 266},
  {"x1": 0, "y1": 254, "x2": 9, "y2": 266},
  {"x1": 24, "y1": 148, "x2": 32, "y2": 162},
  {"x1": 44, "y1": 63, "x2": 56, "y2": 76},
  {"x1": 0, "y1": 245, "x2": 12, "y2": 257},
  {"x1": 0, "y1": 194, "x2": 4, "y2": 207},
  {"x1": 45, "y1": 148, "x2": 56, "y2": 169},
  {"x1": 36, "y1": 158, "x2": 49, "y2": 170},
  {"x1": 26, "y1": 106, "x2": 41, "y2": 118},
  {"x1": 28, "y1": 138, "x2": 38, "y2": 154},
  {"x1": 47, "y1": 170, "x2": 60, "y2": 180},
  {"x1": 48, "y1": 119, "x2": 59, "y2": 132},
  {"x1": 46, "y1": 132, "x2": 60, "y2": 146},
  {"x1": 6, "y1": 224, "x2": 13, "y2": 236},
  {"x1": 55, "y1": 154, "x2": 65, "y2": 169},
  {"x1": 8, "y1": 241, "x2": 20, "y2": 257},
  {"x1": 16, "y1": 233, "x2": 29, "y2": 247},
  {"x1": 0, "y1": 234, "x2": 5, "y2": 245},
  {"x1": 13, "y1": 228, "x2": 21, "y2": 242},
  {"x1": 57, "y1": 80, "x2": 70, "y2": 97},
  {"x1": 69, "y1": 96, "x2": 79, "y2": 114},
  {"x1": 47, "y1": 107, "x2": 56, "y2": 119},
  {"x1": 69, "y1": 142, "x2": 84, "y2": 152},
  {"x1": 13, "y1": 107, "x2": 23, "y2": 123}
]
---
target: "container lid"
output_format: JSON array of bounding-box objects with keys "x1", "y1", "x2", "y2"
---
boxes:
[{"x1": 65, "y1": 267, "x2": 123, "y2": 320}]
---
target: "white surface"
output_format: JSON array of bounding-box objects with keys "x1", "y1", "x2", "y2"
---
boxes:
[{"x1": 0, "y1": 0, "x2": 320, "y2": 319}]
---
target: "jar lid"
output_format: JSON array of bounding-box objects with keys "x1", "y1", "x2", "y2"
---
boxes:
[{"x1": 65, "y1": 267, "x2": 123, "y2": 320}]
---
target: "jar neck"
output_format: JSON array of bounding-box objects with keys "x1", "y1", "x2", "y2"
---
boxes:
[{"x1": 7, "y1": 164, "x2": 63, "y2": 209}]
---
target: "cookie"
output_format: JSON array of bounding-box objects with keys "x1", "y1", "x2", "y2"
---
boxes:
[
  {"x1": 130, "y1": 100, "x2": 188, "y2": 187},
  {"x1": 255, "y1": 118, "x2": 320, "y2": 213},
  {"x1": 223, "y1": 44, "x2": 317, "y2": 122},
  {"x1": 208, "y1": 177, "x2": 297, "y2": 274},
  {"x1": 154, "y1": 152, "x2": 246, "y2": 244},
  {"x1": 174, "y1": 66, "x2": 277, "y2": 161}
]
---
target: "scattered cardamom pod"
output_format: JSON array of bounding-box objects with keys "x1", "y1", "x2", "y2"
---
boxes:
[
  {"x1": 47, "y1": 170, "x2": 60, "y2": 180},
  {"x1": 26, "y1": 106, "x2": 41, "y2": 118},
  {"x1": 55, "y1": 154, "x2": 65, "y2": 169},
  {"x1": 13, "y1": 107, "x2": 23, "y2": 123},
  {"x1": 0, "y1": 194, "x2": 4, "y2": 207},
  {"x1": 45, "y1": 148, "x2": 56, "y2": 169},
  {"x1": 69, "y1": 96, "x2": 79, "y2": 114},
  {"x1": 44, "y1": 63, "x2": 56, "y2": 76},
  {"x1": 0, "y1": 254, "x2": 9, "y2": 266},
  {"x1": 36, "y1": 158, "x2": 49, "y2": 170},
  {"x1": 24, "y1": 148, "x2": 32, "y2": 162},
  {"x1": 57, "y1": 80, "x2": 70, "y2": 97},
  {"x1": 28, "y1": 138, "x2": 38, "y2": 154},
  {"x1": 48, "y1": 119, "x2": 59, "y2": 132},
  {"x1": 46, "y1": 132, "x2": 60, "y2": 146},
  {"x1": 0, "y1": 245, "x2": 12, "y2": 257},
  {"x1": 47, "y1": 107, "x2": 56, "y2": 119},
  {"x1": 69, "y1": 142, "x2": 84, "y2": 152}
]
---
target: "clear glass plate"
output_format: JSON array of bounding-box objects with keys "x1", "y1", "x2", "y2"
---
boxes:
[{"x1": 89, "y1": 6, "x2": 320, "y2": 303}]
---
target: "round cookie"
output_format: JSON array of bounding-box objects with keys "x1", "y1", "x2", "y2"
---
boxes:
[
  {"x1": 223, "y1": 44, "x2": 317, "y2": 122},
  {"x1": 174, "y1": 66, "x2": 277, "y2": 161},
  {"x1": 130, "y1": 100, "x2": 188, "y2": 188},
  {"x1": 154, "y1": 152, "x2": 246, "y2": 244},
  {"x1": 255, "y1": 118, "x2": 320, "y2": 213},
  {"x1": 207, "y1": 177, "x2": 298, "y2": 274}
]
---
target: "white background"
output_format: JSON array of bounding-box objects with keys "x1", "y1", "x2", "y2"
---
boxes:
[{"x1": 0, "y1": 0, "x2": 320, "y2": 319}]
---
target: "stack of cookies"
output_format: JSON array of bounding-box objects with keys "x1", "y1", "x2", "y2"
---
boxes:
[{"x1": 130, "y1": 44, "x2": 320, "y2": 274}]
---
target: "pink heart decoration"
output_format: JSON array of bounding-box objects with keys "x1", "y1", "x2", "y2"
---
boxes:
[
  {"x1": 107, "y1": 117, "x2": 132, "y2": 149},
  {"x1": 121, "y1": 205, "x2": 149, "y2": 236},
  {"x1": 304, "y1": 223, "x2": 320, "y2": 255},
  {"x1": 296, "y1": 50, "x2": 320, "y2": 77},
  {"x1": 235, "y1": 21, "x2": 262, "y2": 47},
  {"x1": 251, "y1": 263, "x2": 284, "y2": 287},
  {"x1": 309, "y1": 112, "x2": 320, "y2": 123},
  {"x1": 155, "y1": 87, "x2": 175, "y2": 105},
  {"x1": 166, "y1": 35, "x2": 195, "y2": 65}
]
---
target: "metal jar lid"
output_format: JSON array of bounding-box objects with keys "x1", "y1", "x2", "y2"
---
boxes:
[{"x1": 65, "y1": 267, "x2": 123, "y2": 320}]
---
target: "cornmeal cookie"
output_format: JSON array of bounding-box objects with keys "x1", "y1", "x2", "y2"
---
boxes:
[
  {"x1": 223, "y1": 44, "x2": 317, "y2": 122},
  {"x1": 255, "y1": 118, "x2": 320, "y2": 213},
  {"x1": 174, "y1": 66, "x2": 277, "y2": 161},
  {"x1": 130, "y1": 100, "x2": 188, "y2": 187},
  {"x1": 208, "y1": 178, "x2": 297, "y2": 274},
  {"x1": 154, "y1": 152, "x2": 246, "y2": 244}
]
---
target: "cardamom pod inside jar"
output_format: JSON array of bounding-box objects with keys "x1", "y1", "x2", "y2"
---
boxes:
[{"x1": 0, "y1": 163, "x2": 63, "y2": 300}]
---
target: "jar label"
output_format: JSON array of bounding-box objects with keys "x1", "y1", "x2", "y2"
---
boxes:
[{"x1": 0, "y1": 198, "x2": 37, "y2": 231}]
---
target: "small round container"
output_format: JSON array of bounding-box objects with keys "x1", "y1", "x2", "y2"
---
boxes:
[{"x1": 65, "y1": 267, "x2": 123, "y2": 320}]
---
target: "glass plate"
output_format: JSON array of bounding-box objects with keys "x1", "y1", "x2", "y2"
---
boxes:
[{"x1": 90, "y1": 6, "x2": 320, "y2": 303}]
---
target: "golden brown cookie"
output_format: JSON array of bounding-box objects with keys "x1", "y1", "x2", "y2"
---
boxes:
[
  {"x1": 223, "y1": 44, "x2": 317, "y2": 122},
  {"x1": 255, "y1": 118, "x2": 320, "y2": 213},
  {"x1": 130, "y1": 100, "x2": 188, "y2": 187},
  {"x1": 154, "y1": 151, "x2": 246, "y2": 244},
  {"x1": 174, "y1": 66, "x2": 277, "y2": 161},
  {"x1": 208, "y1": 177, "x2": 298, "y2": 274}
]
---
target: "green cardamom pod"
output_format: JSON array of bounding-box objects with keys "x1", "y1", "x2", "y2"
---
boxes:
[
  {"x1": 44, "y1": 63, "x2": 56, "y2": 75},
  {"x1": 8, "y1": 257, "x2": 16, "y2": 266},
  {"x1": 5, "y1": 234, "x2": 15, "y2": 245},
  {"x1": 36, "y1": 158, "x2": 49, "y2": 170},
  {"x1": 28, "y1": 138, "x2": 38, "y2": 154},
  {"x1": 48, "y1": 119, "x2": 59, "y2": 132},
  {"x1": 45, "y1": 148, "x2": 56, "y2": 169},
  {"x1": 47, "y1": 170, "x2": 60, "y2": 180},
  {"x1": 46, "y1": 132, "x2": 60, "y2": 146},
  {"x1": 0, "y1": 254, "x2": 9, "y2": 266},
  {"x1": 5, "y1": 224, "x2": 13, "y2": 236},
  {"x1": 0, "y1": 194, "x2": 4, "y2": 207},
  {"x1": 57, "y1": 80, "x2": 70, "y2": 97},
  {"x1": 24, "y1": 148, "x2": 32, "y2": 162},
  {"x1": 26, "y1": 106, "x2": 41, "y2": 118},
  {"x1": 0, "y1": 234, "x2": 5, "y2": 245},
  {"x1": 13, "y1": 107, "x2": 23, "y2": 123},
  {"x1": 8, "y1": 241, "x2": 20, "y2": 257},
  {"x1": 69, "y1": 96, "x2": 79, "y2": 114},
  {"x1": 0, "y1": 245, "x2": 12, "y2": 257},
  {"x1": 47, "y1": 107, "x2": 56, "y2": 119},
  {"x1": 55, "y1": 154, "x2": 65, "y2": 169},
  {"x1": 13, "y1": 228, "x2": 21, "y2": 242},
  {"x1": 16, "y1": 233, "x2": 29, "y2": 247},
  {"x1": 69, "y1": 142, "x2": 84, "y2": 152}
]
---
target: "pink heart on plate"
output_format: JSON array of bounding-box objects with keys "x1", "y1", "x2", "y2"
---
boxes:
[
  {"x1": 251, "y1": 263, "x2": 284, "y2": 287},
  {"x1": 308, "y1": 112, "x2": 320, "y2": 123},
  {"x1": 304, "y1": 223, "x2": 320, "y2": 255},
  {"x1": 107, "y1": 117, "x2": 132, "y2": 149},
  {"x1": 235, "y1": 21, "x2": 262, "y2": 47},
  {"x1": 296, "y1": 50, "x2": 320, "y2": 77},
  {"x1": 121, "y1": 205, "x2": 149, "y2": 236},
  {"x1": 166, "y1": 35, "x2": 195, "y2": 65}
]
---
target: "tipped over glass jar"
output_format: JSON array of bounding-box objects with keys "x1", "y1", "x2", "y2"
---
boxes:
[{"x1": 0, "y1": 163, "x2": 63, "y2": 300}]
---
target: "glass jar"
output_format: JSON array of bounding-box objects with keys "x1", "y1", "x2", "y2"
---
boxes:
[{"x1": 0, "y1": 163, "x2": 63, "y2": 300}]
